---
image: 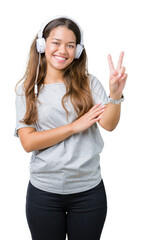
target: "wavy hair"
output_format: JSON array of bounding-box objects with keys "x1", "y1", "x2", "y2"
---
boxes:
[{"x1": 15, "y1": 18, "x2": 94, "y2": 124}]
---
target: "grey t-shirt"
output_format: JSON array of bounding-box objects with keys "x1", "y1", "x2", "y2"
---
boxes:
[{"x1": 14, "y1": 74, "x2": 108, "y2": 194}]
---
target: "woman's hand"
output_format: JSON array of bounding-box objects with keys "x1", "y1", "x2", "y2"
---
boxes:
[
  {"x1": 70, "y1": 104, "x2": 106, "y2": 134},
  {"x1": 108, "y1": 51, "x2": 128, "y2": 99}
]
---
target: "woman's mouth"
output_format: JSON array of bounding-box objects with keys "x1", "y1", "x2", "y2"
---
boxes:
[{"x1": 53, "y1": 55, "x2": 67, "y2": 62}]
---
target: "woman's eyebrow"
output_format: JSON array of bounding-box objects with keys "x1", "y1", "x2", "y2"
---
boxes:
[{"x1": 52, "y1": 38, "x2": 76, "y2": 44}]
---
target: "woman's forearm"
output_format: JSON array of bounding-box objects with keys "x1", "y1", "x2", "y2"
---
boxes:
[
  {"x1": 19, "y1": 104, "x2": 105, "y2": 152},
  {"x1": 20, "y1": 124, "x2": 74, "y2": 152},
  {"x1": 98, "y1": 103, "x2": 121, "y2": 131}
]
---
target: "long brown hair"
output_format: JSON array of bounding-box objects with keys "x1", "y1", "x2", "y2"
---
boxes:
[{"x1": 15, "y1": 18, "x2": 94, "y2": 124}]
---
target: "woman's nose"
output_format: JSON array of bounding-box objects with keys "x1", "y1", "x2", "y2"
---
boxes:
[{"x1": 58, "y1": 44, "x2": 67, "y2": 54}]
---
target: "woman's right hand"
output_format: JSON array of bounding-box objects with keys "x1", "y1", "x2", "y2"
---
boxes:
[{"x1": 70, "y1": 103, "x2": 106, "y2": 134}]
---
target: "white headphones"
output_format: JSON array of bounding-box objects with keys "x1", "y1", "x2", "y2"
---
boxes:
[
  {"x1": 36, "y1": 15, "x2": 84, "y2": 59},
  {"x1": 34, "y1": 15, "x2": 84, "y2": 96}
]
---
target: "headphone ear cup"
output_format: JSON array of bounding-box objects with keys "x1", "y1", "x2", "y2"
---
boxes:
[
  {"x1": 36, "y1": 38, "x2": 84, "y2": 57},
  {"x1": 75, "y1": 44, "x2": 84, "y2": 59},
  {"x1": 36, "y1": 38, "x2": 46, "y2": 53}
]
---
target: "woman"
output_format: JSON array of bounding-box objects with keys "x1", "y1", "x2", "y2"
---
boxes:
[{"x1": 14, "y1": 16, "x2": 127, "y2": 240}]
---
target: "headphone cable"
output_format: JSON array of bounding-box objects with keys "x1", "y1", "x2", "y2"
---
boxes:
[{"x1": 34, "y1": 52, "x2": 41, "y2": 97}]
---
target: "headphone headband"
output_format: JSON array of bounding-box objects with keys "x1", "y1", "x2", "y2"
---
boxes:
[
  {"x1": 38, "y1": 15, "x2": 83, "y2": 45},
  {"x1": 36, "y1": 15, "x2": 84, "y2": 56}
]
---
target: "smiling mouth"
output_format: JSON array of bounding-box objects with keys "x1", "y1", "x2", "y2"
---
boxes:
[{"x1": 54, "y1": 55, "x2": 68, "y2": 61}]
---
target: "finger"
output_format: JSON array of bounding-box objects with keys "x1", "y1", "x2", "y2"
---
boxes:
[
  {"x1": 93, "y1": 108, "x2": 105, "y2": 120},
  {"x1": 118, "y1": 66, "x2": 126, "y2": 77},
  {"x1": 90, "y1": 103, "x2": 102, "y2": 112},
  {"x1": 91, "y1": 108, "x2": 106, "y2": 118},
  {"x1": 91, "y1": 115, "x2": 102, "y2": 124},
  {"x1": 120, "y1": 73, "x2": 128, "y2": 80},
  {"x1": 107, "y1": 54, "x2": 115, "y2": 74},
  {"x1": 110, "y1": 74, "x2": 121, "y2": 84},
  {"x1": 98, "y1": 103, "x2": 107, "y2": 108},
  {"x1": 116, "y1": 51, "x2": 124, "y2": 71},
  {"x1": 95, "y1": 115, "x2": 102, "y2": 122},
  {"x1": 91, "y1": 104, "x2": 106, "y2": 111}
]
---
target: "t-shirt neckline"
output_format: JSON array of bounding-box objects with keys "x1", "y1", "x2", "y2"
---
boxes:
[{"x1": 42, "y1": 82, "x2": 65, "y2": 87}]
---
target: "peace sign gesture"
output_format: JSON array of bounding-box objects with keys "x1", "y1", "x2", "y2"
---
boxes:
[{"x1": 108, "y1": 51, "x2": 128, "y2": 99}]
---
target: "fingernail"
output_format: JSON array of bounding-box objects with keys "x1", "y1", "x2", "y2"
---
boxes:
[
  {"x1": 121, "y1": 75, "x2": 126, "y2": 79},
  {"x1": 118, "y1": 74, "x2": 122, "y2": 77}
]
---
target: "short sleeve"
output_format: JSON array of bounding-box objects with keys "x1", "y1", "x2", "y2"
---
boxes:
[
  {"x1": 89, "y1": 74, "x2": 108, "y2": 105},
  {"x1": 14, "y1": 84, "x2": 36, "y2": 138}
]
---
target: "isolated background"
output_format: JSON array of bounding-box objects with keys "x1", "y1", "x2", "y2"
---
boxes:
[{"x1": 1, "y1": 0, "x2": 141, "y2": 239}]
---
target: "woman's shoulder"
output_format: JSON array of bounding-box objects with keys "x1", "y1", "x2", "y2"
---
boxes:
[
  {"x1": 15, "y1": 83, "x2": 25, "y2": 96},
  {"x1": 88, "y1": 74, "x2": 101, "y2": 88}
]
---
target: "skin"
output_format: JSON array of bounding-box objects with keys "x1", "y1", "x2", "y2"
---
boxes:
[
  {"x1": 43, "y1": 26, "x2": 77, "y2": 84},
  {"x1": 97, "y1": 51, "x2": 128, "y2": 131},
  {"x1": 108, "y1": 51, "x2": 127, "y2": 99},
  {"x1": 70, "y1": 51, "x2": 128, "y2": 133},
  {"x1": 18, "y1": 27, "x2": 128, "y2": 152}
]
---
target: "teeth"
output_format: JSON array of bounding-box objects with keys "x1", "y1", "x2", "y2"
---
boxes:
[{"x1": 54, "y1": 56, "x2": 66, "y2": 60}]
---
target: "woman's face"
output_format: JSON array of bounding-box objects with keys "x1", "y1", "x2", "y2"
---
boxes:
[{"x1": 45, "y1": 26, "x2": 77, "y2": 72}]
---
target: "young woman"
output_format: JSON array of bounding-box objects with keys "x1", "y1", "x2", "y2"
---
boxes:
[{"x1": 14, "y1": 16, "x2": 127, "y2": 240}]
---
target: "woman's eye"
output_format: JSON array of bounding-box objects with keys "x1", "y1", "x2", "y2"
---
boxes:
[
  {"x1": 68, "y1": 45, "x2": 75, "y2": 48},
  {"x1": 52, "y1": 42, "x2": 59, "y2": 45},
  {"x1": 52, "y1": 42, "x2": 75, "y2": 48}
]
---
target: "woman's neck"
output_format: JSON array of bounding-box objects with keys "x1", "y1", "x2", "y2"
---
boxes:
[{"x1": 43, "y1": 69, "x2": 65, "y2": 84}]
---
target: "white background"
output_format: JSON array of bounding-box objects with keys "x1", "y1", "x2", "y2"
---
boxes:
[{"x1": 1, "y1": 0, "x2": 141, "y2": 239}]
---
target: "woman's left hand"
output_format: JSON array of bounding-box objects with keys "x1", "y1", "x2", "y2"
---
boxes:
[{"x1": 107, "y1": 51, "x2": 128, "y2": 99}]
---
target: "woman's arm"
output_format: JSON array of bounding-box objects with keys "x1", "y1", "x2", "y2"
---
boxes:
[
  {"x1": 98, "y1": 103, "x2": 121, "y2": 131},
  {"x1": 18, "y1": 104, "x2": 105, "y2": 153},
  {"x1": 98, "y1": 51, "x2": 127, "y2": 131},
  {"x1": 18, "y1": 124, "x2": 73, "y2": 153}
]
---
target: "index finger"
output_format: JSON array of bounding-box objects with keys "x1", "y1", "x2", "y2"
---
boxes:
[
  {"x1": 107, "y1": 54, "x2": 115, "y2": 74},
  {"x1": 117, "y1": 51, "x2": 124, "y2": 71}
]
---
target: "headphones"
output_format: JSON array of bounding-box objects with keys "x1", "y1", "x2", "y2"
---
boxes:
[
  {"x1": 36, "y1": 15, "x2": 84, "y2": 58},
  {"x1": 34, "y1": 15, "x2": 84, "y2": 96}
]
